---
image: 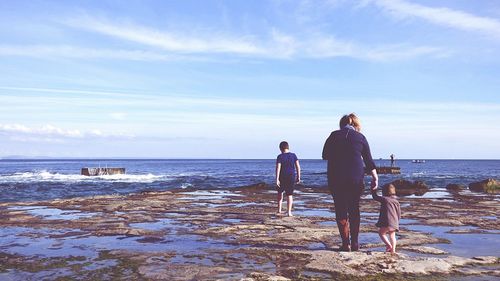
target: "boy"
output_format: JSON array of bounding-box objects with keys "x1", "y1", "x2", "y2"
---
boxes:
[
  {"x1": 371, "y1": 183, "x2": 401, "y2": 253},
  {"x1": 275, "y1": 141, "x2": 301, "y2": 217}
]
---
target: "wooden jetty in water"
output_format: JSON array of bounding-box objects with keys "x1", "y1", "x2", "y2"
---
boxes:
[
  {"x1": 376, "y1": 166, "x2": 401, "y2": 174},
  {"x1": 81, "y1": 167, "x2": 126, "y2": 176}
]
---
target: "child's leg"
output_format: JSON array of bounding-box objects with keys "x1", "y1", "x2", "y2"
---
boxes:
[
  {"x1": 277, "y1": 192, "x2": 284, "y2": 214},
  {"x1": 378, "y1": 227, "x2": 392, "y2": 252},
  {"x1": 287, "y1": 194, "x2": 293, "y2": 216},
  {"x1": 389, "y1": 231, "x2": 397, "y2": 253}
]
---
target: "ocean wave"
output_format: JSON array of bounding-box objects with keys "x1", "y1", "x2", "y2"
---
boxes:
[
  {"x1": 180, "y1": 183, "x2": 194, "y2": 189},
  {"x1": 0, "y1": 171, "x2": 163, "y2": 183}
]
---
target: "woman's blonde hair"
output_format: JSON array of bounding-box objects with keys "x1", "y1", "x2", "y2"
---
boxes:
[{"x1": 339, "y1": 113, "x2": 361, "y2": 132}]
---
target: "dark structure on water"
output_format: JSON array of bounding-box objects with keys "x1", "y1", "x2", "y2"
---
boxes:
[{"x1": 376, "y1": 166, "x2": 401, "y2": 174}]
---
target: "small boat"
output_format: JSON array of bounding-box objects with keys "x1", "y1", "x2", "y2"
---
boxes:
[
  {"x1": 412, "y1": 160, "x2": 426, "y2": 163},
  {"x1": 81, "y1": 167, "x2": 126, "y2": 176}
]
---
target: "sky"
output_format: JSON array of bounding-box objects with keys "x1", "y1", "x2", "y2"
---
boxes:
[{"x1": 0, "y1": 0, "x2": 499, "y2": 159}]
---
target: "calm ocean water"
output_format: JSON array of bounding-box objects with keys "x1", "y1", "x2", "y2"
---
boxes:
[{"x1": 0, "y1": 159, "x2": 498, "y2": 203}]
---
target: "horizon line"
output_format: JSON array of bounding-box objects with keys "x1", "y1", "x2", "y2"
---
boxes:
[{"x1": 1, "y1": 157, "x2": 499, "y2": 161}]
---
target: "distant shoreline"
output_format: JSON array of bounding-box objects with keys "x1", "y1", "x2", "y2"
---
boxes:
[{"x1": 1, "y1": 157, "x2": 499, "y2": 161}]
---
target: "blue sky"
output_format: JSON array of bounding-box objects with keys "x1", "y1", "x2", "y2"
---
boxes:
[{"x1": 0, "y1": 0, "x2": 499, "y2": 159}]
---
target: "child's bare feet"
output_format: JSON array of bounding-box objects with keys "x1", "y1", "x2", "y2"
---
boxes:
[
  {"x1": 385, "y1": 246, "x2": 393, "y2": 252},
  {"x1": 287, "y1": 212, "x2": 293, "y2": 217}
]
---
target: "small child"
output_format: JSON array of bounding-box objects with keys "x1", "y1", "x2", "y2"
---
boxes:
[
  {"x1": 371, "y1": 183, "x2": 401, "y2": 253},
  {"x1": 275, "y1": 141, "x2": 301, "y2": 217}
]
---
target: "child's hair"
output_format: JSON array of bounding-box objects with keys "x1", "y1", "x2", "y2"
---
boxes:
[
  {"x1": 339, "y1": 113, "x2": 361, "y2": 132},
  {"x1": 279, "y1": 141, "x2": 289, "y2": 151},
  {"x1": 383, "y1": 184, "x2": 397, "y2": 196}
]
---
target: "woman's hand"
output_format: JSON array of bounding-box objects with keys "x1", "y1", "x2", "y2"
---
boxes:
[
  {"x1": 276, "y1": 179, "x2": 281, "y2": 187},
  {"x1": 370, "y1": 169, "x2": 378, "y2": 190}
]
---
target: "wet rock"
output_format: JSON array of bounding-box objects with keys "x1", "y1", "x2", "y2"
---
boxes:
[
  {"x1": 446, "y1": 183, "x2": 466, "y2": 191},
  {"x1": 471, "y1": 256, "x2": 498, "y2": 263},
  {"x1": 305, "y1": 250, "x2": 499, "y2": 276},
  {"x1": 388, "y1": 179, "x2": 429, "y2": 196},
  {"x1": 425, "y1": 218, "x2": 464, "y2": 226},
  {"x1": 235, "y1": 182, "x2": 271, "y2": 191},
  {"x1": 469, "y1": 179, "x2": 500, "y2": 194},
  {"x1": 402, "y1": 245, "x2": 448, "y2": 255},
  {"x1": 247, "y1": 272, "x2": 291, "y2": 281},
  {"x1": 138, "y1": 264, "x2": 229, "y2": 280},
  {"x1": 0, "y1": 182, "x2": 499, "y2": 280}
]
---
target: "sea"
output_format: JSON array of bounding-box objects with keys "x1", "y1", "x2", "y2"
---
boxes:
[{"x1": 0, "y1": 159, "x2": 498, "y2": 203}]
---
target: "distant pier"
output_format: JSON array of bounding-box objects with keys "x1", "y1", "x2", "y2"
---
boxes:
[{"x1": 81, "y1": 167, "x2": 125, "y2": 176}]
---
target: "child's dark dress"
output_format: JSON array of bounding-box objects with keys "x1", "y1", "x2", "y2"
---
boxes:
[{"x1": 371, "y1": 190, "x2": 401, "y2": 231}]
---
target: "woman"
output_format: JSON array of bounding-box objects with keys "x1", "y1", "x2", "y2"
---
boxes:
[{"x1": 322, "y1": 113, "x2": 378, "y2": 251}]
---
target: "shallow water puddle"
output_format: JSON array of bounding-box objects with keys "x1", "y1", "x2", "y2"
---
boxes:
[
  {"x1": 222, "y1": 218, "x2": 242, "y2": 224},
  {"x1": 406, "y1": 224, "x2": 500, "y2": 257},
  {"x1": 294, "y1": 208, "x2": 334, "y2": 217},
  {"x1": 129, "y1": 218, "x2": 178, "y2": 231},
  {"x1": 407, "y1": 190, "x2": 452, "y2": 199},
  {"x1": 231, "y1": 202, "x2": 260, "y2": 208},
  {"x1": 178, "y1": 190, "x2": 243, "y2": 200},
  {"x1": 0, "y1": 225, "x2": 238, "y2": 259},
  {"x1": 9, "y1": 206, "x2": 99, "y2": 220}
]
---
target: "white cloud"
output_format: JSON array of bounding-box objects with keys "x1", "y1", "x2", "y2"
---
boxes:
[
  {"x1": 109, "y1": 112, "x2": 127, "y2": 120},
  {"x1": 54, "y1": 15, "x2": 447, "y2": 62},
  {"x1": 0, "y1": 45, "x2": 207, "y2": 61},
  {"x1": 65, "y1": 15, "x2": 266, "y2": 56},
  {"x1": 0, "y1": 123, "x2": 133, "y2": 142},
  {"x1": 370, "y1": 0, "x2": 500, "y2": 39},
  {"x1": 304, "y1": 35, "x2": 447, "y2": 61}
]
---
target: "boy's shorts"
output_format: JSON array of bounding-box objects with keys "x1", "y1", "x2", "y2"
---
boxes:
[{"x1": 278, "y1": 175, "x2": 295, "y2": 196}]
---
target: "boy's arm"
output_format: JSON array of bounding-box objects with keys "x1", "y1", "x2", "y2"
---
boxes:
[
  {"x1": 275, "y1": 162, "x2": 281, "y2": 187},
  {"x1": 295, "y1": 160, "x2": 301, "y2": 183}
]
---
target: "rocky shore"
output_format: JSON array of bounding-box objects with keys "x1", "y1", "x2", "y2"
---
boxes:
[{"x1": 0, "y1": 183, "x2": 499, "y2": 280}]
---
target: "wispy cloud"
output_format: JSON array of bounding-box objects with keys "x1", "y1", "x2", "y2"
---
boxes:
[
  {"x1": 0, "y1": 45, "x2": 207, "y2": 61},
  {"x1": 304, "y1": 36, "x2": 448, "y2": 61},
  {"x1": 65, "y1": 15, "x2": 267, "y2": 56},
  {"x1": 109, "y1": 112, "x2": 127, "y2": 121},
  {"x1": 2, "y1": 86, "x2": 499, "y2": 117},
  {"x1": 368, "y1": 0, "x2": 500, "y2": 39},
  {"x1": 0, "y1": 123, "x2": 133, "y2": 143},
  {"x1": 55, "y1": 14, "x2": 447, "y2": 62}
]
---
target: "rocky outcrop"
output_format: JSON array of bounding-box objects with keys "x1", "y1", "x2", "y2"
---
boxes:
[
  {"x1": 1, "y1": 182, "x2": 499, "y2": 280},
  {"x1": 446, "y1": 183, "x2": 466, "y2": 191},
  {"x1": 387, "y1": 179, "x2": 429, "y2": 196},
  {"x1": 469, "y1": 179, "x2": 500, "y2": 194},
  {"x1": 304, "y1": 250, "x2": 499, "y2": 276},
  {"x1": 235, "y1": 182, "x2": 270, "y2": 190}
]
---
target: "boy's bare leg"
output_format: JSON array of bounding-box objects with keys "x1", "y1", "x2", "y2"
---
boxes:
[
  {"x1": 378, "y1": 227, "x2": 392, "y2": 252},
  {"x1": 277, "y1": 192, "x2": 284, "y2": 214},
  {"x1": 287, "y1": 195, "x2": 293, "y2": 216},
  {"x1": 389, "y1": 231, "x2": 397, "y2": 253}
]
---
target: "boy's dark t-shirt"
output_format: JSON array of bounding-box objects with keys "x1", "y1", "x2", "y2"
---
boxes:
[{"x1": 276, "y1": 152, "x2": 298, "y2": 178}]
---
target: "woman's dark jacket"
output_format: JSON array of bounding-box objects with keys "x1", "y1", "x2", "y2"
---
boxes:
[{"x1": 322, "y1": 127, "x2": 376, "y2": 188}]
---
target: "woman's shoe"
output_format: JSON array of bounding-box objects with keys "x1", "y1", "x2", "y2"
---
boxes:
[{"x1": 339, "y1": 244, "x2": 351, "y2": 252}]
